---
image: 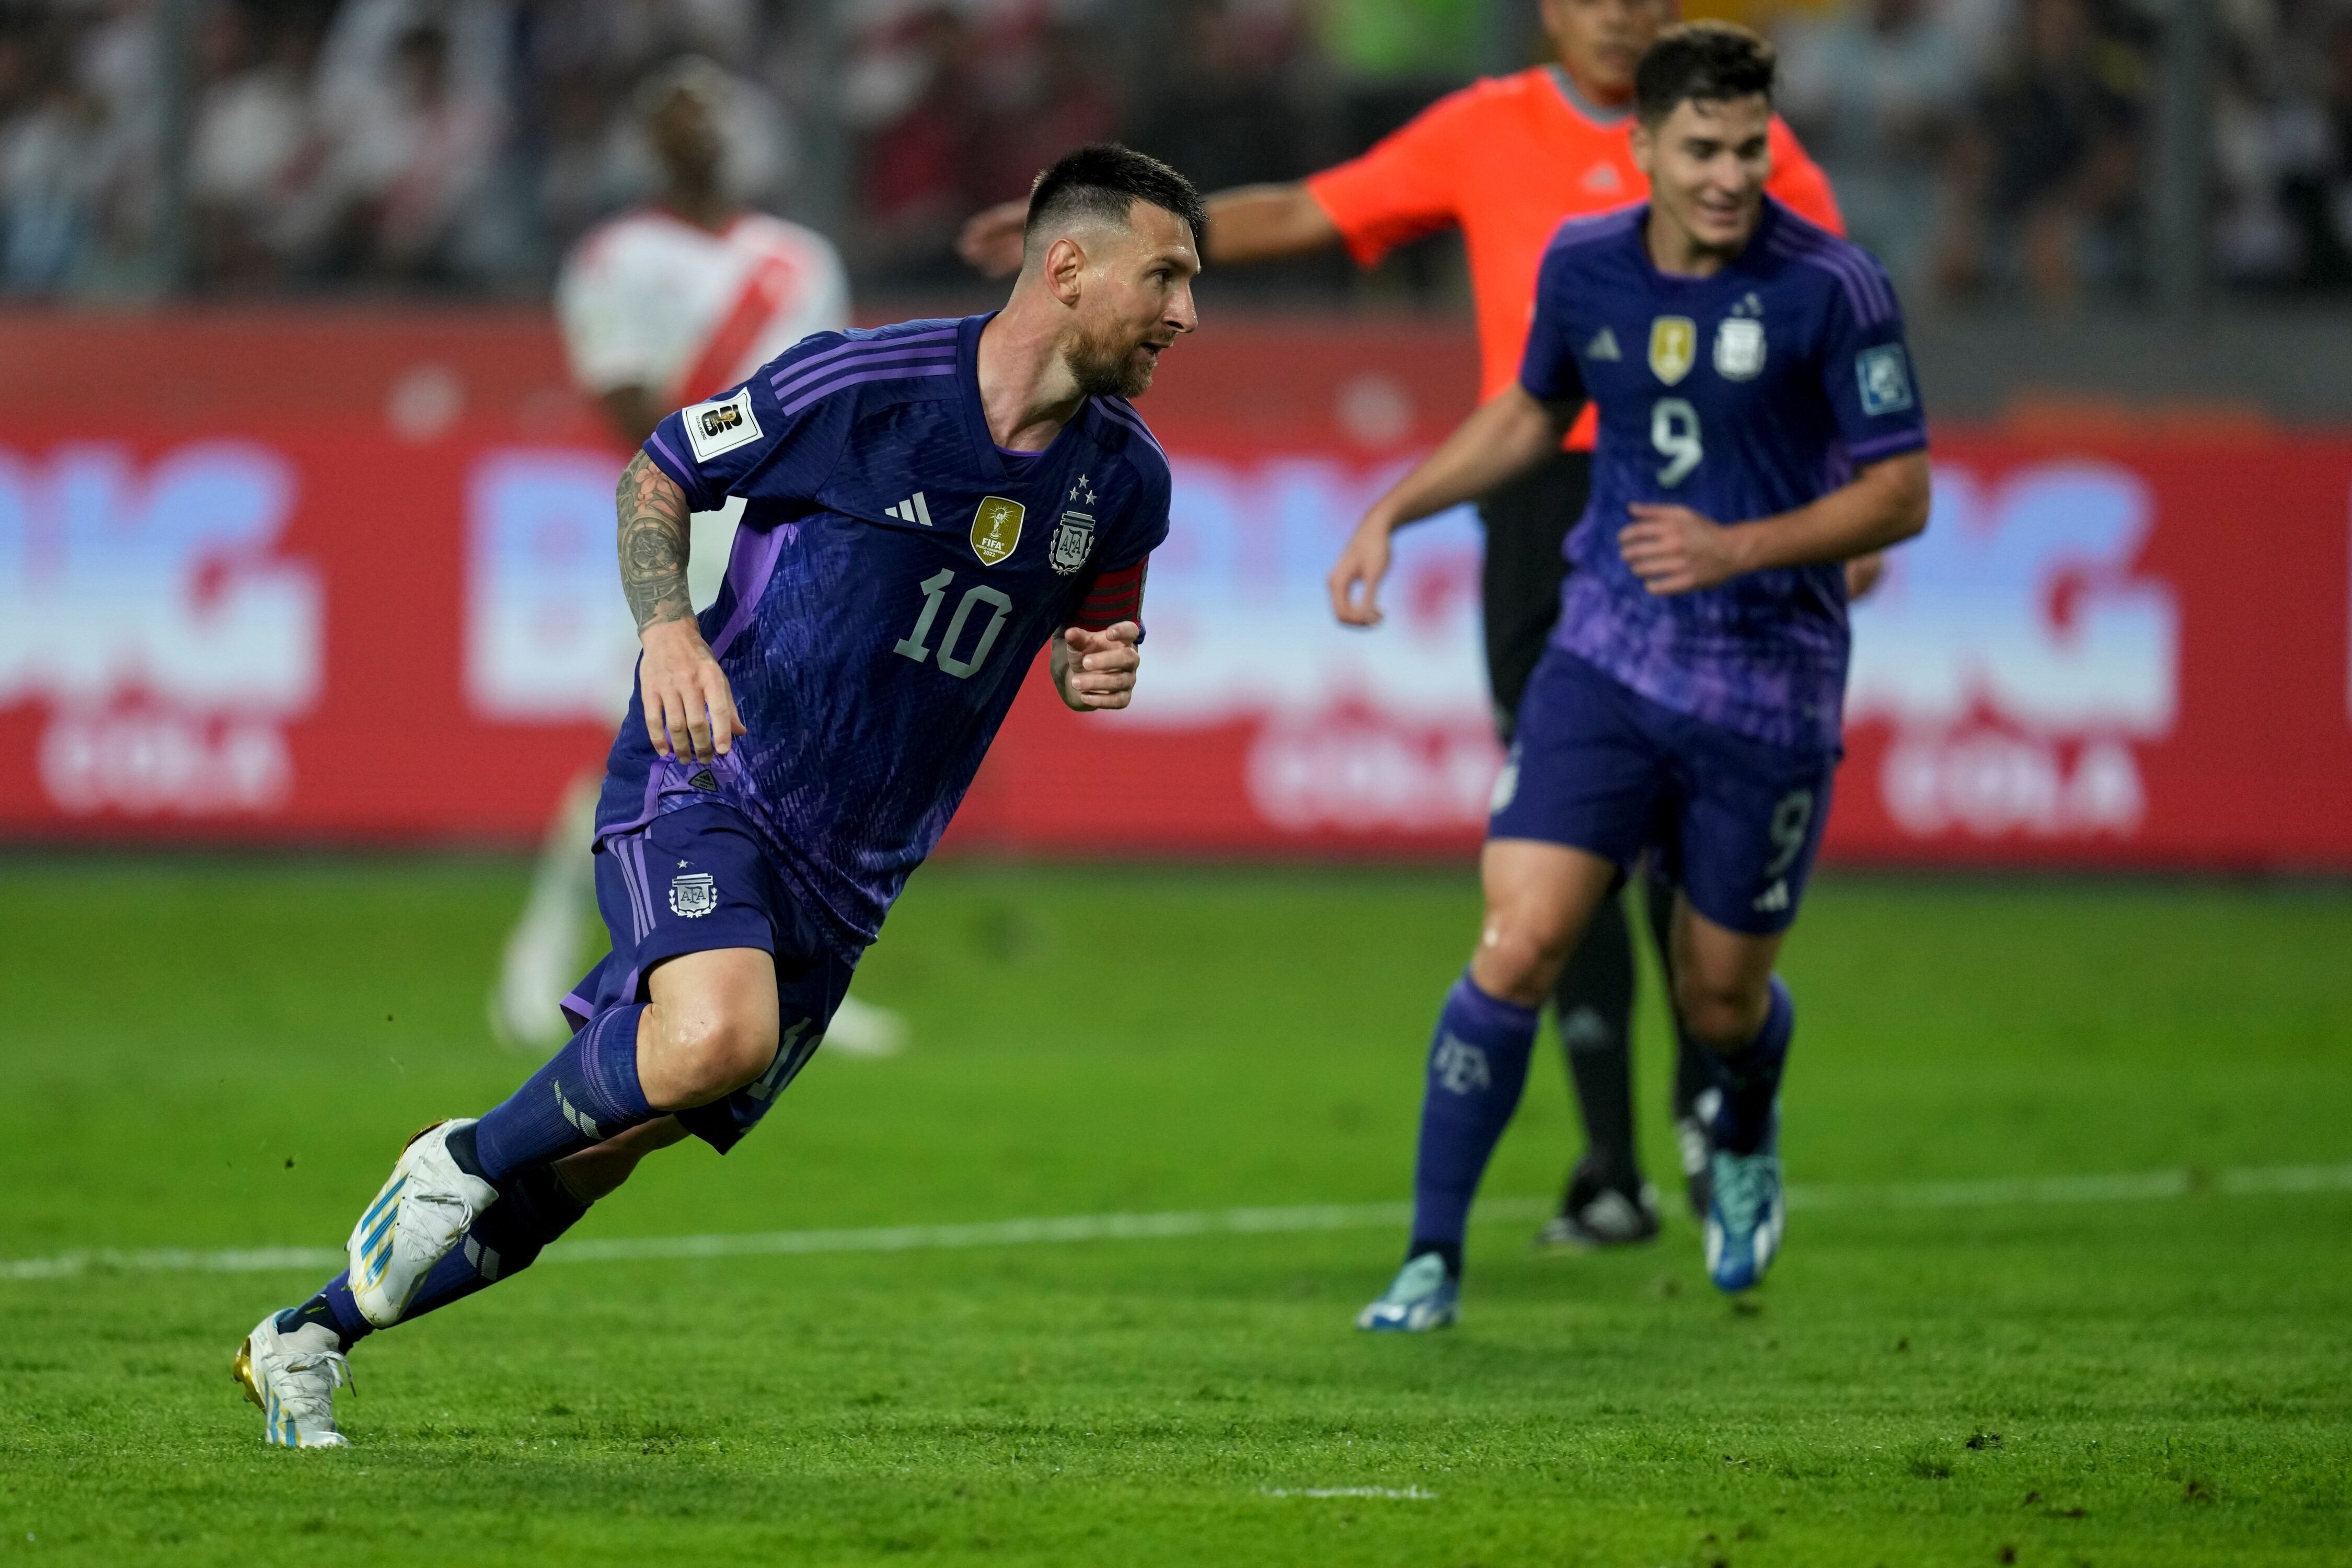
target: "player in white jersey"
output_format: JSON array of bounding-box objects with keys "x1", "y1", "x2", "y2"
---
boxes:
[{"x1": 492, "y1": 56, "x2": 907, "y2": 1060}]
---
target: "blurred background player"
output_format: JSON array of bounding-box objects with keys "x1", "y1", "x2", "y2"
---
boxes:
[
  {"x1": 497, "y1": 56, "x2": 907, "y2": 1061},
  {"x1": 962, "y1": 0, "x2": 1851, "y2": 1246},
  {"x1": 1332, "y1": 22, "x2": 1930, "y2": 1326}
]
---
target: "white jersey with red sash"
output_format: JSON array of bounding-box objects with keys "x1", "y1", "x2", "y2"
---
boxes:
[{"x1": 557, "y1": 209, "x2": 852, "y2": 609}]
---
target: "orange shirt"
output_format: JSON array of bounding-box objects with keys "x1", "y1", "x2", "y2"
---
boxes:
[{"x1": 1305, "y1": 67, "x2": 1844, "y2": 445}]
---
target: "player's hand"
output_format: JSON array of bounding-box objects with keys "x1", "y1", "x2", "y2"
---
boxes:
[
  {"x1": 639, "y1": 618, "x2": 745, "y2": 763},
  {"x1": 1844, "y1": 550, "x2": 1887, "y2": 600},
  {"x1": 1057, "y1": 622, "x2": 1141, "y2": 711},
  {"x1": 1329, "y1": 515, "x2": 1396, "y2": 627},
  {"x1": 955, "y1": 200, "x2": 1030, "y2": 278},
  {"x1": 1619, "y1": 504, "x2": 1745, "y2": 595}
]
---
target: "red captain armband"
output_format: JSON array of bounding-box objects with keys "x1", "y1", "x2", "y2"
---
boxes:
[{"x1": 1069, "y1": 559, "x2": 1147, "y2": 633}]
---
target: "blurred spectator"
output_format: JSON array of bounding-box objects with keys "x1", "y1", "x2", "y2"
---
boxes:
[
  {"x1": 846, "y1": 4, "x2": 982, "y2": 283},
  {"x1": 280, "y1": 21, "x2": 501, "y2": 282},
  {"x1": 1125, "y1": 0, "x2": 1317, "y2": 195},
  {"x1": 189, "y1": 5, "x2": 326, "y2": 285},
  {"x1": 1774, "y1": 0, "x2": 1974, "y2": 293},
  {"x1": 1937, "y1": 0, "x2": 2147, "y2": 305},
  {"x1": 969, "y1": 19, "x2": 1123, "y2": 209}
]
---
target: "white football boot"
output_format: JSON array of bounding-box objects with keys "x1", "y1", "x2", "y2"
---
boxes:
[
  {"x1": 233, "y1": 1313, "x2": 352, "y2": 1448},
  {"x1": 347, "y1": 1119, "x2": 498, "y2": 1327}
]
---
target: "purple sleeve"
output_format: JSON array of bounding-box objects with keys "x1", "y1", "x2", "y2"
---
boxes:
[
  {"x1": 1817, "y1": 253, "x2": 1928, "y2": 466},
  {"x1": 642, "y1": 332, "x2": 855, "y2": 515},
  {"x1": 1518, "y1": 245, "x2": 1587, "y2": 405}
]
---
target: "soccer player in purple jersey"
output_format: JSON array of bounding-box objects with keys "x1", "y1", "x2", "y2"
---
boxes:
[
  {"x1": 1328, "y1": 25, "x2": 1931, "y2": 1327},
  {"x1": 232, "y1": 145, "x2": 1202, "y2": 1446}
]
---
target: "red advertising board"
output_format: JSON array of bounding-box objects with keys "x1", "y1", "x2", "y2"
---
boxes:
[{"x1": 3, "y1": 309, "x2": 2347, "y2": 868}]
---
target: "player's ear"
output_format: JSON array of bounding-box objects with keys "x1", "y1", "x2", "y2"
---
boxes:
[
  {"x1": 1630, "y1": 120, "x2": 1656, "y2": 179},
  {"x1": 1044, "y1": 235, "x2": 1088, "y2": 306}
]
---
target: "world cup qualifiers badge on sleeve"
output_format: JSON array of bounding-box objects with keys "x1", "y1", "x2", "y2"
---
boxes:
[
  {"x1": 1857, "y1": 345, "x2": 1915, "y2": 416},
  {"x1": 684, "y1": 387, "x2": 763, "y2": 462}
]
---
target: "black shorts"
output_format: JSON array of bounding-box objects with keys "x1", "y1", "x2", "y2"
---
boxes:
[{"x1": 1477, "y1": 448, "x2": 1591, "y2": 741}]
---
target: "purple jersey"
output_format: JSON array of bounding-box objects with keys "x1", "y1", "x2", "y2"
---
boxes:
[
  {"x1": 1519, "y1": 198, "x2": 1928, "y2": 750},
  {"x1": 606, "y1": 313, "x2": 1171, "y2": 956}
]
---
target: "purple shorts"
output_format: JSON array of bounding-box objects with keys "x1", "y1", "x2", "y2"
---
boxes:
[
  {"x1": 562, "y1": 801, "x2": 857, "y2": 1153},
  {"x1": 1488, "y1": 651, "x2": 1838, "y2": 936}
]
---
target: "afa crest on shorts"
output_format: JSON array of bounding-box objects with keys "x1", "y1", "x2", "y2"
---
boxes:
[
  {"x1": 1648, "y1": 316, "x2": 1697, "y2": 386},
  {"x1": 970, "y1": 495, "x2": 1025, "y2": 566},
  {"x1": 668, "y1": 871, "x2": 718, "y2": 918}
]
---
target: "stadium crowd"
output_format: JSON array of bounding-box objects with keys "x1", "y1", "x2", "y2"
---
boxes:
[{"x1": 6, "y1": 0, "x2": 2352, "y2": 303}]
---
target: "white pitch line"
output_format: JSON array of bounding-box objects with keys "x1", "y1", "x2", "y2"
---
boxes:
[
  {"x1": 4, "y1": 1162, "x2": 2348, "y2": 1285},
  {"x1": 1262, "y1": 1487, "x2": 1436, "y2": 1500}
]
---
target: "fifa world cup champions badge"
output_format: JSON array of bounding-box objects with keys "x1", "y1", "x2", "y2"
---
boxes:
[{"x1": 970, "y1": 497, "x2": 1025, "y2": 566}]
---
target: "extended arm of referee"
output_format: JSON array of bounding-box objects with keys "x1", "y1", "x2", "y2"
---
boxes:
[{"x1": 959, "y1": 183, "x2": 1340, "y2": 274}]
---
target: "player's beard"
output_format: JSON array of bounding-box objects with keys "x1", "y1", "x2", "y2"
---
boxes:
[{"x1": 1064, "y1": 320, "x2": 1155, "y2": 400}]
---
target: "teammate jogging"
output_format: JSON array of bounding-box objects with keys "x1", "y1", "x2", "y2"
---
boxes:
[
  {"x1": 1332, "y1": 24, "x2": 1929, "y2": 1327},
  {"x1": 494, "y1": 57, "x2": 905, "y2": 1062},
  {"x1": 233, "y1": 145, "x2": 1199, "y2": 1447},
  {"x1": 963, "y1": 0, "x2": 1848, "y2": 1245}
]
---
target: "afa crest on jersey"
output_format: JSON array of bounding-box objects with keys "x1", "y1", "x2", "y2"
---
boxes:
[
  {"x1": 1648, "y1": 316, "x2": 1696, "y2": 385},
  {"x1": 1714, "y1": 318, "x2": 1766, "y2": 380},
  {"x1": 1047, "y1": 510, "x2": 1096, "y2": 574},
  {"x1": 970, "y1": 495, "x2": 1025, "y2": 565}
]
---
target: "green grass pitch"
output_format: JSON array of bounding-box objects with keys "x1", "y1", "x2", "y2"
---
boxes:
[{"x1": 2, "y1": 857, "x2": 2348, "y2": 1565}]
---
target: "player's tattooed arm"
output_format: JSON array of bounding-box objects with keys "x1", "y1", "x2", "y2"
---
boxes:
[
  {"x1": 617, "y1": 451, "x2": 695, "y2": 632},
  {"x1": 617, "y1": 452, "x2": 744, "y2": 762}
]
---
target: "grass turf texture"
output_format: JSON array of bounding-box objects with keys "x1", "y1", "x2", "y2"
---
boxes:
[{"x1": 2, "y1": 859, "x2": 2348, "y2": 1566}]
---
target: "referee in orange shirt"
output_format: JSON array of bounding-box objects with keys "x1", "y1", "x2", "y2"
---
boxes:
[{"x1": 962, "y1": 0, "x2": 1848, "y2": 1248}]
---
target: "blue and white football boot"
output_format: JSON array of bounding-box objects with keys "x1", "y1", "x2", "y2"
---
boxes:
[
  {"x1": 1354, "y1": 1252, "x2": 1460, "y2": 1332},
  {"x1": 347, "y1": 1119, "x2": 498, "y2": 1327},
  {"x1": 234, "y1": 1312, "x2": 352, "y2": 1448},
  {"x1": 1703, "y1": 1104, "x2": 1785, "y2": 1294}
]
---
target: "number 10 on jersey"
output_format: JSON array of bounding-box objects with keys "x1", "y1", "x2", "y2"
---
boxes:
[{"x1": 893, "y1": 569, "x2": 1013, "y2": 679}]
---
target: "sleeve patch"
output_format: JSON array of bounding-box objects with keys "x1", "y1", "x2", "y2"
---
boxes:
[
  {"x1": 1856, "y1": 344, "x2": 1915, "y2": 417},
  {"x1": 683, "y1": 386, "x2": 764, "y2": 462}
]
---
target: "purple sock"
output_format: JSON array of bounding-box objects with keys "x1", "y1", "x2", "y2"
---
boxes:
[
  {"x1": 466, "y1": 1004, "x2": 654, "y2": 1184},
  {"x1": 1711, "y1": 976, "x2": 1793, "y2": 1156},
  {"x1": 1409, "y1": 971, "x2": 1540, "y2": 1275}
]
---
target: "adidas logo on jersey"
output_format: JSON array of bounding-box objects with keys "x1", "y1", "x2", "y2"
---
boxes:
[
  {"x1": 1753, "y1": 879, "x2": 1790, "y2": 914},
  {"x1": 884, "y1": 492, "x2": 933, "y2": 526},
  {"x1": 1586, "y1": 327, "x2": 1621, "y2": 361}
]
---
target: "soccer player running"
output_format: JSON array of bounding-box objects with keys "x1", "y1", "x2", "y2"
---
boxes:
[
  {"x1": 1329, "y1": 24, "x2": 1929, "y2": 1328},
  {"x1": 233, "y1": 145, "x2": 1201, "y2": 1446},
  {"x1": 496, "y1": 56, "x2": 907, "y2": 1064},
  {"x1": 961, "y1": 0, "x2": 1848, "y2": 1246}
]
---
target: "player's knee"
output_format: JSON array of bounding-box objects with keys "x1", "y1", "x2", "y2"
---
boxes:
[
  {"x1": 655, "y1": 1004, "x2": 778, "y2": 1105},
  {"x1": 1475, "y1": 908, "x2": 1578, "y2": 1006},
  {"x1": 1674, "y1": 969, "x2": 1766, "y2": 1048}
]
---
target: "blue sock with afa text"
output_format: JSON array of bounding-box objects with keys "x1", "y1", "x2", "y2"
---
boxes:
[{"x1": 1408, "y1": 971, "x2": 1540, "y2": 1278}]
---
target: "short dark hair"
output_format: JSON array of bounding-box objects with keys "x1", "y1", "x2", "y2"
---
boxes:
[
  {"x1": 1634, "y1": 22, "x2": 1776, "y2": 128},
  {"x1": 1025, "y1": 144, "x2": 1206, "y2": 256}
]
